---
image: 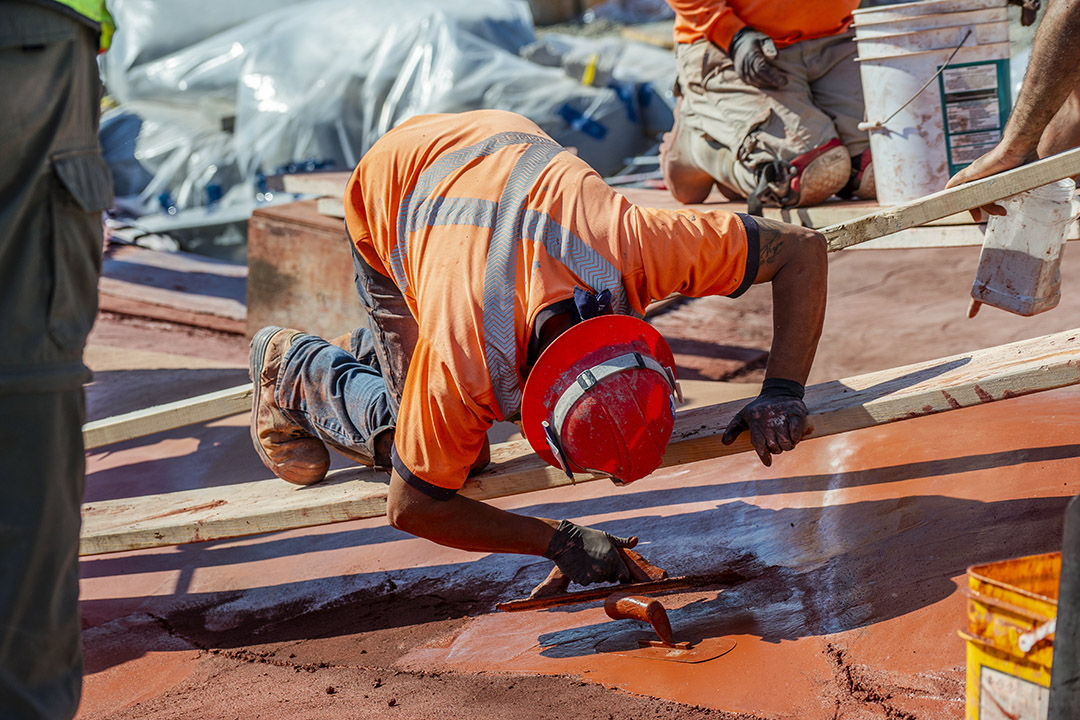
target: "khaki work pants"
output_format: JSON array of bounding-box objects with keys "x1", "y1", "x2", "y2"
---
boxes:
[
  {"x1": 674, "y1": 32, "x2": 868, "y2": 199},
  {"x1": 0, "y1": 4, "x2": 111, "y2": 719}
]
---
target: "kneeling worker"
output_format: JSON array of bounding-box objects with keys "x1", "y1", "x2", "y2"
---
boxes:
[
  {"x1": 660, "y1": 0, "x2": 874, "y2": 213},
  {"x1": 249, "y1": 110, "x2": 827, "y2": 588}
]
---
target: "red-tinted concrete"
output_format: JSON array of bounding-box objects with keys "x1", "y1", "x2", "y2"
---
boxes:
[
  {"x1": 77, "y1": 386, "x2": 1080, "y2": 719},
  {"x1": 76, "y1": 242, "x2": 1080, "y2": 719}
]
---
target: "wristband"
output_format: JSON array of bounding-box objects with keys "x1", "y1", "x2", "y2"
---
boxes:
[{"x1": 760, "y1": 377, "x2": 805, "y2": 400}]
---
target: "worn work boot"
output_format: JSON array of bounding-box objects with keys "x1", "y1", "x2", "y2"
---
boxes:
[
  {"x1": 788, "y1": 139, "x2": 851, "y2": 207},
  {"x1": 250, "y1": 326, "x2": 331, "y2": 485},
  {"x1": 659, "y1": 103, "x2": 715, "y2": 205},
  {"x1": 841, "y1": 148, "x2": 876, "y2": 200}
]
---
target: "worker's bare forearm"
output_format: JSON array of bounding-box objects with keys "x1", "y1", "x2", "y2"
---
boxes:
[
  {"x1": 386, "y1": 470, "x2": 559, "y2": 555},
  {"x1": 751, "y1": 218, "x2": 827, "y2": 386},
  {"x1": 1003, "y1": 0, "x2": 1080, "y2": 157}
]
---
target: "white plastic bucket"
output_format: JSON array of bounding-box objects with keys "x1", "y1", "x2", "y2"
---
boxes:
[
  {"x1": 970, "y1": 179, "x2": 1080, "y2": 317},
  {"x1": 853, "y1": 0, "x2": 1005, "y2": 22},
  {"x1": 853, "y1": 0, "x2": 1010, "y2": 204}
]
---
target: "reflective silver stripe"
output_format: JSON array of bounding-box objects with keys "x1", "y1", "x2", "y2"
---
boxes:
[
  {"x1": 391, "y1": 132, "x2": 553, "y2": 291},
  {"x1": 522, "y1": 209, "x2": 636, "y2": 317},
  {"x1": 551, "y1": 352, "x2": 675, "y2": 437},
  {"x1": 483, "y1": 140, "x2": 565, "y2": 417},
  {"x1": 408, "y1": 197, "x2": 498, "y2": 233}
]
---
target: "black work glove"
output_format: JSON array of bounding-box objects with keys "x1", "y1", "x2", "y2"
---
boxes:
[
  {"x1": 543, "y1": 520, "x2": 636, "y2": 586},
  {"x1": 729, "y1": 28, "x2": 787, "y2": 90},
  {"x1": 721, "y1": 378, "x2": 808, "y2": 467}
]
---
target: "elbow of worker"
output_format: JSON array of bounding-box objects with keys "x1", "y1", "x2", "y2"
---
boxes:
[
  {"x1": 802, "y1": 227, "x2": 828, "y2": 256},
  {"x1": 385, "y1": 495, "x2": 416, "y2": 533},
  {"x1": 790, "y1": 226, "x2": 828, "y2": 277}
]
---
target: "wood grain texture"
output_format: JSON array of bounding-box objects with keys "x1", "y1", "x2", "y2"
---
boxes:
[
  {"x1": 82, "y1": 383, "x2": 253, "y2": 450},
  {"x1": 823, "y1": 147, "x2": 1080, "y2": 251},
  {"x1": 281, "y1": 172, "x2": 351, "y2": 198},
  {"x1": 80, "y1": 329, "x2": 1080, "y2": 555}
]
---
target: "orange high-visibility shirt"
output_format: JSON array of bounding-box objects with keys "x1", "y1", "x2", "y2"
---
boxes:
[
  {"x1": 344, "y1": 110, "x2": 757, "y2": 497},
  {"x1": 667, "y1": 0, "x2": 859, "y2": 52}
]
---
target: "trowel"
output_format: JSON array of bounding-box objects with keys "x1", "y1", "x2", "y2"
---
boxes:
[{"x1": 594, "y1": 593, "x2": 736, "y2": 664}]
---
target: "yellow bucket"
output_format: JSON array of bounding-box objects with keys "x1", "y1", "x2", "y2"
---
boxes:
[{"x1": 961, "y1": 552, "x2": 1060, "y2": 720}]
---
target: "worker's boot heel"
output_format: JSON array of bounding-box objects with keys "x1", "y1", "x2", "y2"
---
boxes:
[
  {"x1": 789, "y1": 140, "x2": 851, "y2": 207},
  {"x1": 249, "y1": 326, "x2": 330, "y2": 485}
]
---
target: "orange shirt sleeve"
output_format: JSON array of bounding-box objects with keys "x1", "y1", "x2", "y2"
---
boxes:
[
  {"x1": 390, "y1": 336, "x2": 495, "y2": 498},
  {"x1": 622, "y1": 207, "x2": 756, "y2": 307},
  {"x1": 668, "y1": 0, "x2": 745, "y2": 51},
  {"x1": 668, "y1": 0, "x2": 858, "y2": 50}
]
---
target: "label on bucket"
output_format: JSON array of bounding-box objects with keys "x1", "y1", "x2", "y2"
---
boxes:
[
  {"x1": 938, "y1": 60, "x2": 1012, "y2": 176},
  {"x1": 979, "y1": 666, "x2": 1049, "y2": 720}
]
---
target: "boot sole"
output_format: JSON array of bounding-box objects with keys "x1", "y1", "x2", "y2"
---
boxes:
[
  {"x1": 249, "y1": 325, "x2": 287, "y2": 474},
  {"x1": 793, "y1": 146, "x2": 851, "y2": 207}
]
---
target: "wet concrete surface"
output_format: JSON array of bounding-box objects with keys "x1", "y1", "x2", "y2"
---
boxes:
[{"x1": 76, "y1": 244, "x2": 1080, "y2": 718}]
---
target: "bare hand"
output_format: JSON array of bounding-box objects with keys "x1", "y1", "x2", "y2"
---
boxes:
[{"x1": 945, "y1": 143, "x2": 1033, "y2": 220}]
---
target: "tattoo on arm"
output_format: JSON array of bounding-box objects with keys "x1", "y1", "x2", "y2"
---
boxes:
[{"x1": 757, "y1": 218, "x2": 786, "y2": 272}]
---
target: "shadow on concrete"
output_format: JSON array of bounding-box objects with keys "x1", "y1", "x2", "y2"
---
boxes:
[
  {"x1": 86, "y1": 367, "x2": 250, "y2": 421},
  {"x1": 103, "y1": 258, "x2": 246, "y2": 304},
  {"x1": 82, "y1": 442, "x2": 1079, "y2": 568},
  {"x1": 534, "y1": 493, "x2": 1070, "y2": 659},
  {"x1": 81, "y1": 458, "x2": 1072, "y2": 674}
]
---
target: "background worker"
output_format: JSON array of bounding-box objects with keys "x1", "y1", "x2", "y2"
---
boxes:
[
  {"x1": 947, "y1": 0, "x2": 1080, "y2": 194},
  {"x1": 249, "y1": 109, "x2": 827, "y2": 589},
  {"x1": 0, "y1": 2, "x2": 114, "y2": 719},
  {"x1": 659, "y1": 0, "x2": 875, "y2": 214}
]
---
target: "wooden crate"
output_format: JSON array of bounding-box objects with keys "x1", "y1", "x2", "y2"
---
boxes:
[{"x1": 246, "y1": 200, "x2": 365, "y2": 340}]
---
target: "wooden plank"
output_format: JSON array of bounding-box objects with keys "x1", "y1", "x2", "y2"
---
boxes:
[
  {"x1": 80, "y1": 328, "x2": 1080, "y2": 555},
  {"x1": 83, "y1": 383, "x2": 252, "y2": 450},
  {"x1": 281, "y1": 172, "x2": 351, "y2": 198},
  {"x1": 316, "y1": 197, "x2": 346, "y2": 219},
  {"x1": 620, "y1": 23, "x2": 675, "y2": 50},
  {"x1": 823, "y1": 147, "x2": 1080, "y2": 251},
  {"x1": 97, "y1": 293, "x2": 247, "y2": 336},
  {"x1": 613, "y1": 187, "x2": 980, "y2": 229},
  {"x1": 285, "y1": 175, "x2": 989, "y2": 231},
  {"x1": 849, "y1": 224, "x2": 1076, "y2": 249}
]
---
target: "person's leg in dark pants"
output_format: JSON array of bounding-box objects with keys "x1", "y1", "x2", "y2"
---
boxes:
[
  {"x1": 249, "y1": 247, "x2": 419, "y2": 483},
  {"x1": 0, "y1": 5, "x2": 111, "y2": 718},
  {"x1": 0, "y1": 391, "x2": 86, "y2": 718}
]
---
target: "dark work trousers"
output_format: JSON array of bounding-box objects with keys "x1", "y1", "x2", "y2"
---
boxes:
[
  {"x1": 0, "y1": 4, "x2": 112, "y2": 719},
  {"x1": 276, "y1": 247, "x2": 418, "y2": 460}
]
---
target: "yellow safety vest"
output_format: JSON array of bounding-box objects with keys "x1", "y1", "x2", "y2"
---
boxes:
[{"x1": 53, "y1": 0, "x2": 114, "y2": 51}]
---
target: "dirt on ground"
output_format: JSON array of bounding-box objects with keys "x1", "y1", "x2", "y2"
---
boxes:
[{"x1": 82, "y1": 576, "x2": 762, "y2": 720}]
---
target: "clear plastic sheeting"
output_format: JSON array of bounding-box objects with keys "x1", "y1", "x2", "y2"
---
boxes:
[
  {"x1": 582, "y1": 0, "x2": 674, "y2": 24},
  {"x1": 98, "y1": 0, "x2": 674, "y2": 224}
]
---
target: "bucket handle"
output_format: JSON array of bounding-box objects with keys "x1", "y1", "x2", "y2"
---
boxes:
[
  {"x1": 1018, "y1": 618, "x2": 1057, "y2": 653},
  {"x1": 858, "y1": 29, "x2": 972, "y2": 132}
]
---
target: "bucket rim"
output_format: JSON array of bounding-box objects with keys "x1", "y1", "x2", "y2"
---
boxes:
[
  {"x1": 854, "y1": 8, "x2": 1007, "y2": 31},
  {"x1": 855, "y1": 19, "x2": 1006, "y2": 38},
  {"x1": 852, "y1": 0, "x2": 1006, "y2": 22},
  {"x1": 854, "y1": 20, "x2": 1009, "y2": 43},
  {"x1": 855, "y1": 40, "x2": 1009, "y2": 62}
]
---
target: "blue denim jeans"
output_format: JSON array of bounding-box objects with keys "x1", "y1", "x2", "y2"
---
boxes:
[{"x1": 275, "y1": 246, "x2": 417, "y2": 461}]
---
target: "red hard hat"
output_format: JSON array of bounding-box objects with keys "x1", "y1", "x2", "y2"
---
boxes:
[{"x1": 521, "y1": 315, "x2": 679, "y2": 485}]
